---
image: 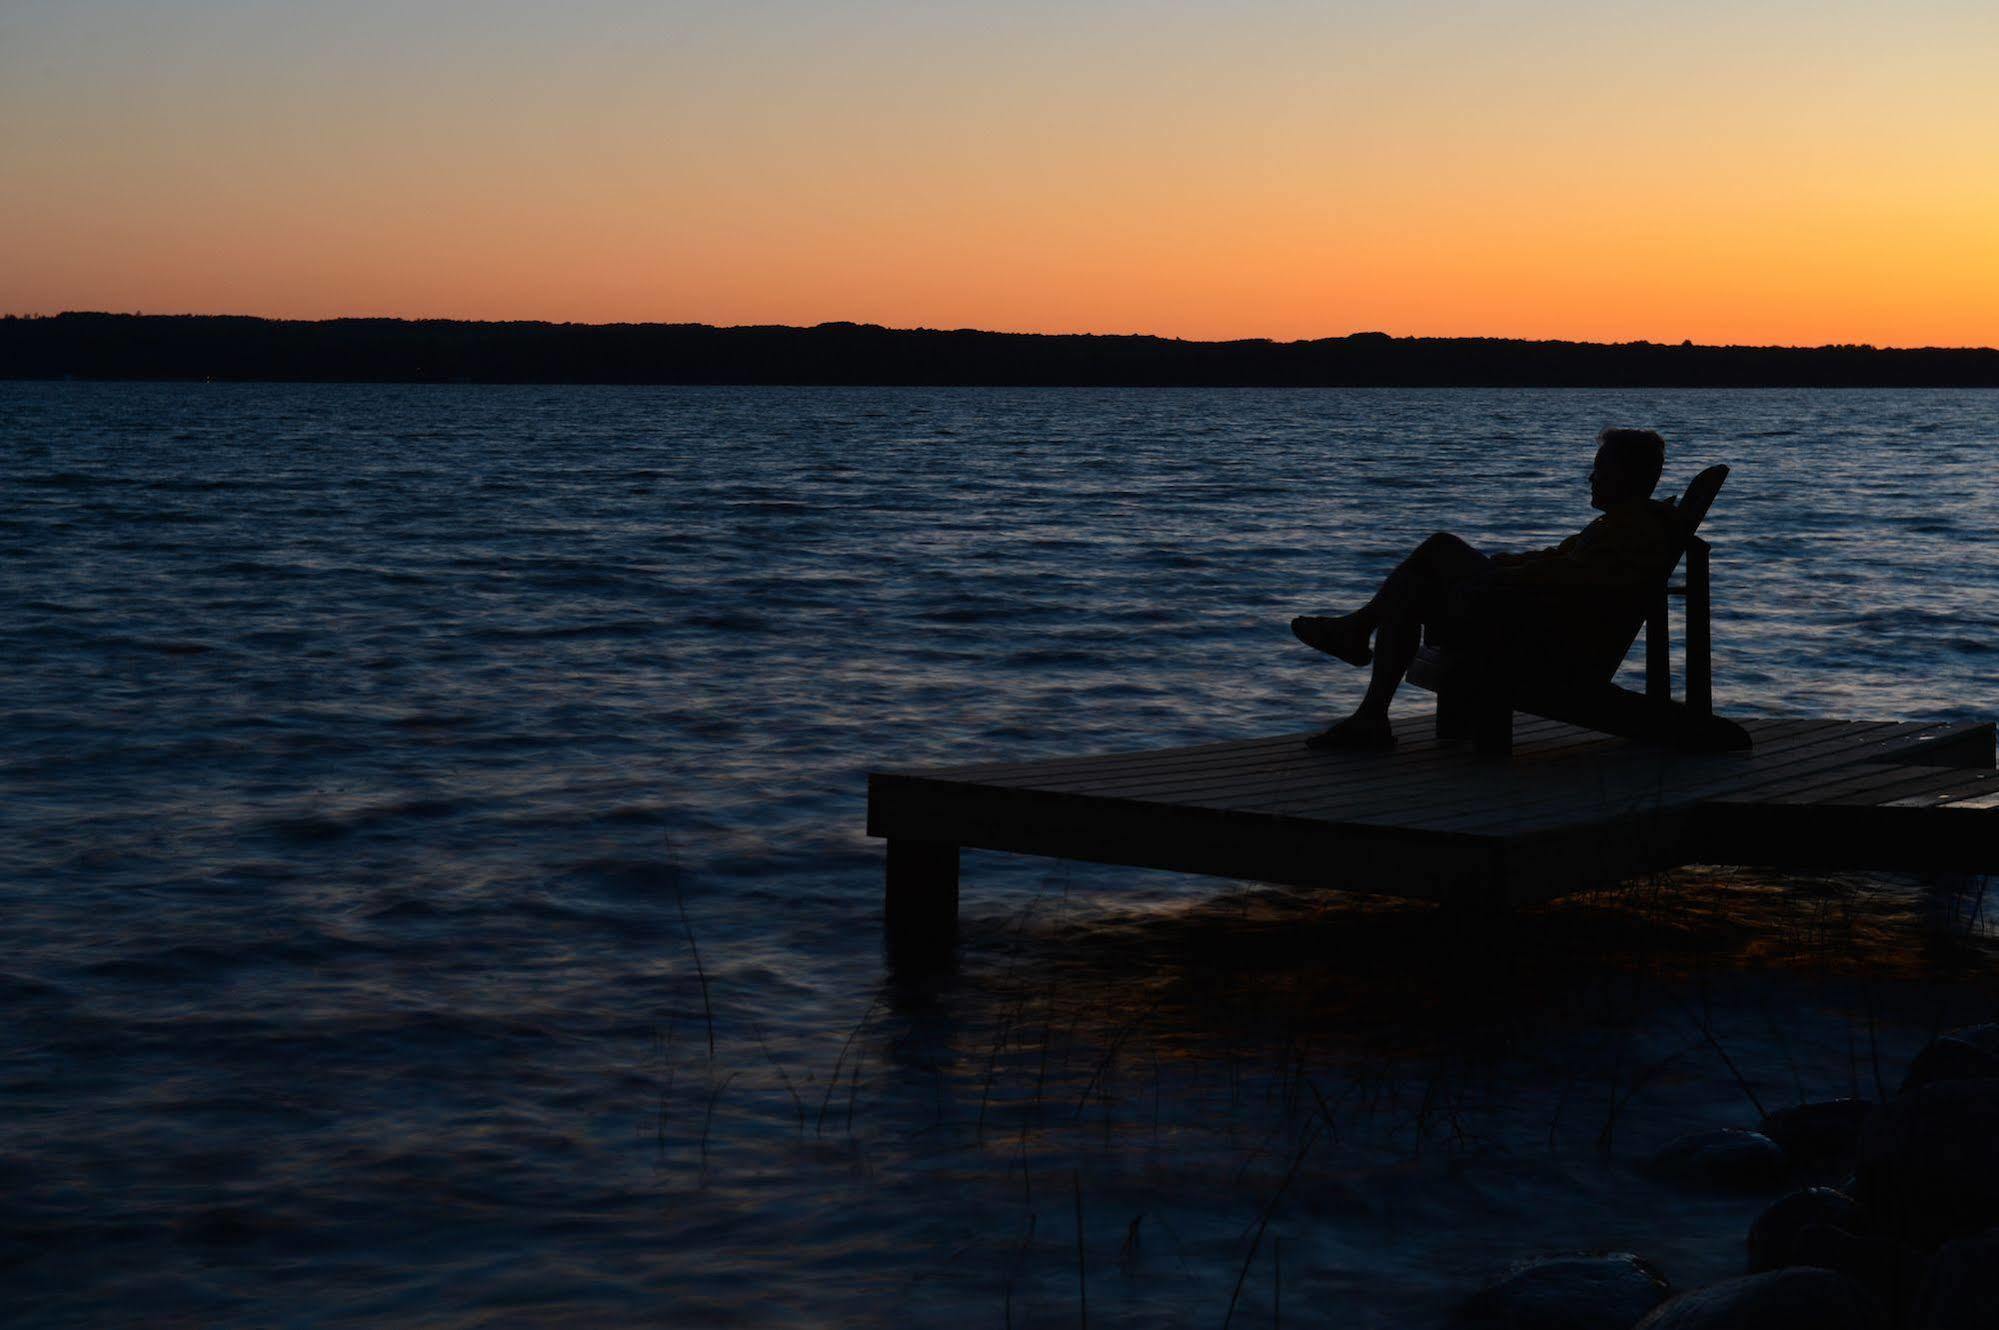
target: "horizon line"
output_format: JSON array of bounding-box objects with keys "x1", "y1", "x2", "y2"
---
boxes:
[{"x1": 9, "y1": 310, "x2": 1997, "y2": 357}]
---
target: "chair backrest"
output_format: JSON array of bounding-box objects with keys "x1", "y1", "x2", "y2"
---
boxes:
[
  {"x1": 1526, "y1": 463, "x2": 1731, "y2": 690},
  {"x1": 1673, "y1": 464, "x2": 1729, "y2": 545}
]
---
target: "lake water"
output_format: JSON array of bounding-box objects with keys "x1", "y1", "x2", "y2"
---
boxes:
[{"x1": 4, "y1": 383, "x2": 1995, "y2": 1326}]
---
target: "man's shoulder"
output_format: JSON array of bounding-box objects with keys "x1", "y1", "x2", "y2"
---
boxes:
[
  {"x1": 1642, "y1": 498, "x2": 1684, "y2": 538},
  {"x1": 1566, "y1": 501, "x2": 1678, "y2": 559},
  {"x1": 1611, "y1": 499, "x2": 1679, "y2": 532}
]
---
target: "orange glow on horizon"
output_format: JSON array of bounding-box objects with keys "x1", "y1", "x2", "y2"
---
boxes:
[{"x1": 3, "y1": 2, "x2": 1996, "y2": 349}]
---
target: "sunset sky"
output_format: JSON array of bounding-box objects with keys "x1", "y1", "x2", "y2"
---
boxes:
[{"x1": 4, "y1": 1, "x2": 1995, "y2": 345}]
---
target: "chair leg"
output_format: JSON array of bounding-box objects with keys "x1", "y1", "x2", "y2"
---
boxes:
[
  {"x1": 1471, "y1": 694, "x2": 1513, "y2": 758},
  {"x1": 1685, "y1": 538, "x2": 1712, "y2": 717},
  {"x1": 1646, "y1": 588, "x2": 1671, "y2": 704},
  {"x1": 1436, "y1": 684, "x2": 1470, "y2": 744}
]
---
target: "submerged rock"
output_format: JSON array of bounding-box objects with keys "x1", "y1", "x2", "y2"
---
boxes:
[
  {"x1": 1643, "y1": 1129, "x2": 1789, "y2": 1192},
  {"x1": 1746, "y1": 1186, "x2": 1865, "y2": 1273},
  {"x1": 1461, "y1": 1252, "x2": 1671, "y2": 1330},
  {"x1": 1911, "y1": 1229, "x2": 1999, "y2": 1329},
  {"x1": 1633, "y1": 1268, "x2": 1877, "y2": 1329},
  {"x1": 1758, "y1": 1098, "x2": 1874, "y2": 1172},
  {"x1": 1900, "y1": 1025, "x2": 1999, "y2": 1093},
  {"x1": 1855, "y1": 1077, "x2": 1999, "y2": 1248}
]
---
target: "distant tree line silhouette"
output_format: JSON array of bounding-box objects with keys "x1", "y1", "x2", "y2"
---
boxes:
[{"x1": 4, "y1": 313, "x2": 1997, "y2": 387}]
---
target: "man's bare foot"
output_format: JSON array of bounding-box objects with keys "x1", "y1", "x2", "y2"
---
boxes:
[
  {"x1": 1290, "y1": 614, "x2": 1373, "y2": 667},
  {"x1": 1305, "y1": 714, "x2": 1395, "y2": 751}
]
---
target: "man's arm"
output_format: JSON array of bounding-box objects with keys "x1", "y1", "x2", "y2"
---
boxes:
[
  {"x1": 1488, "y1": 533, "x2": 1580, "y2": 569},
  {"x1": 1486, "y1": 510, "x2": 1667, "y2": 589}
]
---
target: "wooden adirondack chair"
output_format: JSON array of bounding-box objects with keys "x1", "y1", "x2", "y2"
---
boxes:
[{"x1": 1404, "y1": 464, "x2": 1751, "y2": 757}]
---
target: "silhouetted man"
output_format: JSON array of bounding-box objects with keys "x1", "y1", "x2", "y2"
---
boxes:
[{"x1": 1291, "y1": 428, "x2": 1676, "y2": 750}]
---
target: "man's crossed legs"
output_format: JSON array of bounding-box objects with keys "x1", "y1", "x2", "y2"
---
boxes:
[{"x1": 1291, "y1": 533, "x2": 1492, "y2": 749}]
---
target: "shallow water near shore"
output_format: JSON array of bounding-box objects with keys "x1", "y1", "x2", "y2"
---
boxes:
[{"x1": 3, "y1": 382, "x2": 1996, "y2": 1326}]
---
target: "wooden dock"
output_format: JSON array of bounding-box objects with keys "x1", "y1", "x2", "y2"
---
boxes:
[{"x1": 867, "y1": 715, "x2": 1998, "y2": 959}]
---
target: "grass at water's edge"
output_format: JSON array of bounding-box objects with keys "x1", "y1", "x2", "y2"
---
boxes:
[{"x1": 643, "y1": 863, "x2": 1996, "y2": 1324}]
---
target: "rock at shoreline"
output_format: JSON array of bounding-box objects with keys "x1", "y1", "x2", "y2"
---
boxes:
[
  {"x1": 1643, "y1": 1129, "x2": 1789, "y2": 1192},
  {"x1": 1758, "y1": 1098, "x2": 1874, "y2": 1172},
  {"x1": 1900, "y1": 1024, "x2": 1999, "y2": 1093},
  {"x1": 1461, "y1": 1252, "x2": 1671, "y2": 1330},
  {"x1": 1633, "y1": 1268, "x2": 1877, "y2": 1329},
  {"x1": 1746, "y1": 1187, "x2": 1864, "y2": 1273},
  {"x1": 1856, "y1": 1077, "x2": 1999, "y2": 1248},
  {"x1": 1911, "y1": 1229, "x2": 1999, "y2": 1329}
]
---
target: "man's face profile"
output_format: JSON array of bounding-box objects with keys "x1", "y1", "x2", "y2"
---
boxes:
[{"x1": 1589, "y1": 446, "x2": 1620, "y2": 510}]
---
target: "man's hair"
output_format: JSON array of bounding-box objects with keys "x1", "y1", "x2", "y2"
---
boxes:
[{"x1": 1596, "y1": 427, "x2": 1665, "y2": 497}]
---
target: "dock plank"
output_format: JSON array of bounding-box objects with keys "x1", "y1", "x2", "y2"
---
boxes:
[
  {"x1": 1420, "y1": 720, "x2": 1962, "y2": 835},
  {"x1": 1196, "y1": 720, "x2": 1815, "y2": 821},
  {"x1": 1709, "y1": 761, "x2": 1994, "y2": 808},
  {"x1": 1882, "y1": 771, "x2": 1999, "y2": 808},
  {"x1": 951, "y1": 717, "x2": 1579, "y2": 792},
  {"x1": 1322, "y1": 721, "x2": 1882, "y2": 835},
  {"x1": 1035, "y1": 726, "x2": 1607, "y2": 804}
]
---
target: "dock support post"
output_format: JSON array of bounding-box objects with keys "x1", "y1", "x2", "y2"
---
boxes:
[
  {"x1": 884, "y1": 839, "x2": 958, "y2": 968},
  {"x1": 1685, "y1": 538, "x2": 1712, "y2": 717}
]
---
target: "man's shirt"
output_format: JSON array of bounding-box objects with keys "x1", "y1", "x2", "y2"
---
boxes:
[{"x1": 1487, "y1": 499, "x2": 1680, "y2": 590}]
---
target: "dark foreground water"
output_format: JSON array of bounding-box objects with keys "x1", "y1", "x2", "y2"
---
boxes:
[{"x1": 3, "y1": 383, "x2": 1996, "y2": 1327}]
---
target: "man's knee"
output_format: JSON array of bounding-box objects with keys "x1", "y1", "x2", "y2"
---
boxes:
[{"x1": 1409, "y1": 532, "x2": 1470, "y2": 571}]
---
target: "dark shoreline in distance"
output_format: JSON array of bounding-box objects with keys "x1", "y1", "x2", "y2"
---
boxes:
[{"x1": 5, "y1": 312, "x2": 1999, "y2": 388}]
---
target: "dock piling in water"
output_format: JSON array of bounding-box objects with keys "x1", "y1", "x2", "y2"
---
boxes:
[{"x1": 883, "y1": 839, "x2": 959, "y2": 969}]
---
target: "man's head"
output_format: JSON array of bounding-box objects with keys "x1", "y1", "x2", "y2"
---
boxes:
[{"x1": 1590, "y1": 428, "x2": 1665, "y2": 509}]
